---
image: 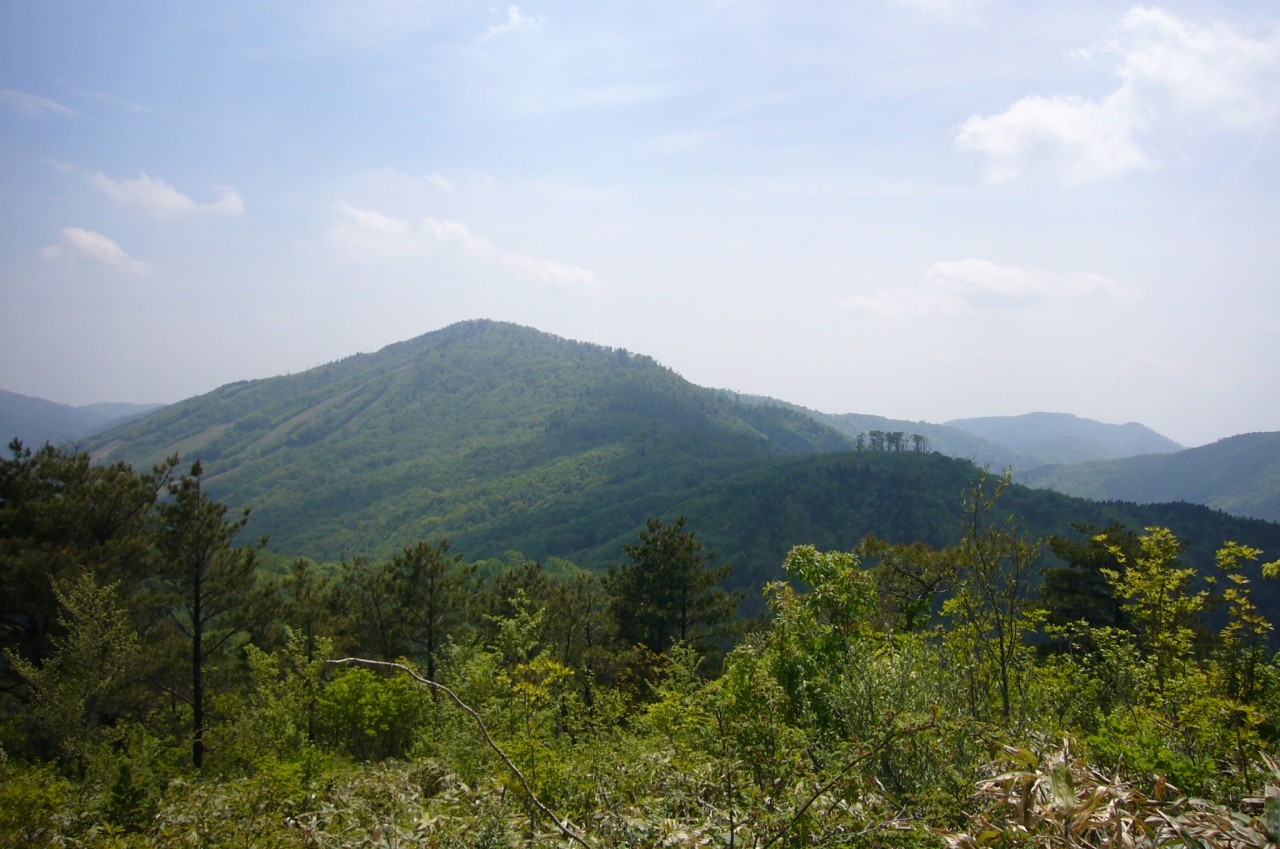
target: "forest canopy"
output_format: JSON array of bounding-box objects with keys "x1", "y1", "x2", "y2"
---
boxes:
[{"x1": 1, "y1": 441, "x2": 1278, "y2": 847}]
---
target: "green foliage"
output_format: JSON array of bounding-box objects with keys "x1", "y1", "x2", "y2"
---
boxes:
[
  {"x1": 4, "y1": 571, "x2": 141, "y2": 778},
  {"x1": 606, "y1": 515, "x2": 739, "y2": 670},
  {"x1": 0, "y1": 759, "x2": 71, "y2": 848},
  {"x1": 153, "y1": 459, "x2": 267, "y2": 770},
  {"x1": 0, "y1": 440, "x2": 165, "y2": 692},
  {"x1": 3, "y1": 433, "x2": 1280, "y2": 847},
  {"x1": 318, "y1": 666, "x2": 425, "y2": 761}
]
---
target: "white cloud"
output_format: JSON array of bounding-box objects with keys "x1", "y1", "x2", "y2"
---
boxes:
[
  {"x1": 329, "y1": 203, "x2": 599, "y2": 293},
  {"x1": 0, "y1": 88, "x2": 75, "y2": 116},
  {"x1": 957, "y1": 7, "x2": 1280, "y2": 183},
  {"x1": 1108, "y1": 6, "x2": 1280, "y2": 131},
  {"x1": 501, "y1": 254, "x2": 599, "y2": 293},
  {"x1": 90, "y1": 172, "x2": 244, "y2": 217},
  {"x1": 926, "y1": 258, "x2": 1127, "y2": 300},
  {"x1": 955, "y1": 95, "x2": 1151, "y2": 183},
  {"x1": 41, "y1": 227, "x2": 150, "y2": 276},
  {"x1": 482, "y1": 5, "x2": 543, "y2": 40},
  {"x1": 423, "y1": 216, "x2": 495, "y2": 255},
  {"x1": 842, "y1": 258, "x2": 1127, "y2": 316},
  {"x1": 329, "y1": 202, "x2": 426, "y2": 261}
]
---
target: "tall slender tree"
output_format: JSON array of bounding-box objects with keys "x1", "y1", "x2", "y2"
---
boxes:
[
  {"x1": 386, "y1": 539, "x2": 474, "y2": 681},
  {"x1": 154, "y1": 460, "x2": 264, "y2": 769}
]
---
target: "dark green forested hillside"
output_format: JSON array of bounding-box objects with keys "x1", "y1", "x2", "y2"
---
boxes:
[{"x1": 1025, "y1": 431, "x2": 1280, "y2": 523}]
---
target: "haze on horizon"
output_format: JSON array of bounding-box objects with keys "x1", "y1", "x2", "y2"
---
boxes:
[{"x1": 2, "y1": 1, "x2": 1278, "y2": 448}]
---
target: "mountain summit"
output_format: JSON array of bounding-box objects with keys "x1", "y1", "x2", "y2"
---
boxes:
[{"x1": 89, "y1": 320, "x2": 852, "y2": 559}]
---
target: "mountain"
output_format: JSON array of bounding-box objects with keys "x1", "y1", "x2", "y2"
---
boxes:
[
  {"x1": 944, "y1": 412, "x2": 1182, "y2": 468},
  {"x1": 799, "y1": 409, "x2": 1026, "y2": 469},
  {"x1": 0, "y1": 389, "x2": 163, "y2": 448},
  {"x1": 1024, "y1": 432, "x2": 1280, "y2": 523},
  {"x1": 743, "y1": 403, "x2": 1178, "y2": 472},
  {"x1": 88, "y1": 320, "x2": 854, "y2": 560},
  {"x1": 80, "y1": 320, "x2": 1280, "y2": 623}
]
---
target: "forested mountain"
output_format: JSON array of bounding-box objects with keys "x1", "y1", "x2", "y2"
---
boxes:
[
  {"x1": 80, "y1": 321, "x2": 1280, "y2": 608},
  {"x1": 7, "y1": 323, "x2": 1280, "y2": 846},
  {"x1": 0, "y1": 389, "x2": 161, "y2": 447},
  {"x1": 87, "y1": 320, "x2": 854, "y2": 561},
  {"x1": 1025, "y1": 431, "x2": 1280, "y2": 523},
  {"x1": 945, "y1": 411, "x2": 1183, "y2": 467}
]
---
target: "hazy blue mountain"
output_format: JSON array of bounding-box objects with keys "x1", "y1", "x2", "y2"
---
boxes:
[
  {"x1": 944, "y1": 412, "x2": 1182, "y2": 468},
  {"x1": 1024, "y1": 432, "x2": 1280, "y2": 523},
  {"x1": 0, "y1": 389, "x2": 162, "y2": 448},
  {"x1": 741, "y1": 401, "x2": 1149, "y2": 471}
]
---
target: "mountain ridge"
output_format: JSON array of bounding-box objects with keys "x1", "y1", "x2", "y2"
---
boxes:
[
  {"x1": 0, "y1": 389, "x2": 163, "y2": 448},
  {"x1": 1024, "y1": 431, "x2": 1280, "y2": 523},
  {"x1": 11, "y1": 321, "x2": 1270, "y2": 567}
]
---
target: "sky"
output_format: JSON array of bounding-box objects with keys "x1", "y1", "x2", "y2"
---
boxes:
[{"x1": 2, "y1": 1, "x2": 1278, "y2": 447}]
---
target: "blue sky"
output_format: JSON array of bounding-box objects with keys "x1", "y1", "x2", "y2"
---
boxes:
[{"x1": 2, "y1": 1, "x2": 1277, "y2": 447}]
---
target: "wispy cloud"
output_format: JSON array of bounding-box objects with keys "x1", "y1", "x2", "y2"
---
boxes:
[
  {"x1": 328, "y1": 202, "x2": 426, "y2": 261},
  {"x1": 1, "y1": 88, "x2": 75, "y2": 117},
  {"x1": 90, "y1": 172, "x2": 244, "y2": 217},
  {"x1": 422, "y1": 216, "x2": 495, "y2": 255},
  {"x1": 957, "y1": 7, "x2": 1280, "y2": 183},
  {"x1": 482, "y1": 5, "x2": 543, "y2": 41},
  {"x1": 842, "y1": 258, "x2": 1128, "y2": 316},
  {"x1": 329, "y1": 203, "x2": 600, "y2": 293},
  {"x1": 41, "y1": 227, "x2": 150, "y2": 276}
]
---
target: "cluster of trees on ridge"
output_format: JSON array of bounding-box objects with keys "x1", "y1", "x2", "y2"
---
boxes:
[{"x1": 1, "y1": 439, "x2": 1279, "y2": 847}]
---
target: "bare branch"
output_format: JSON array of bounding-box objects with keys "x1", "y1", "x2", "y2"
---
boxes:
[{"x1": 326, "y1": 656, "x2": 592, "y2": 849}]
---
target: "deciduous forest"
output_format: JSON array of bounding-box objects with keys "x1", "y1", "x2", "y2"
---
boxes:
[{"x1": 2, "y1": 439, "x2": 1278, "y2": 847}]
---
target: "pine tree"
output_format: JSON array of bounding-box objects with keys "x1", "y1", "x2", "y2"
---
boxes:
[{"x1": 606, "y1": 516, "x2": 738, "y2": 661}]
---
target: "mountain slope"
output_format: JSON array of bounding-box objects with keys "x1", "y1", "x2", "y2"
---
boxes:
[
  {"x1": 89, "y1": 320, "x2": 853, "y2": 559},
  {"x1": 0, "y1": 389, "x2": 162, "y2": 447},
  {"x1": 1024, "y1": 432, "x2": 1280, "y2": 523},
  {"x1": 80, "y1": 321, "x2": 1280, "y2": 629},
  {"x1": 945, "y1": 412, "x2": 1182, "y2": 468}
]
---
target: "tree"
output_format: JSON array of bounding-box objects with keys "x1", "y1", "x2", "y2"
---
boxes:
[
  {"x1": 943, "y1": 470, "x2": 1043, "y2": 721},
  {"x1": 856, "y1": 535, "x2": 950, "y2": 632},
  {"x1": 606, "y1": 516, "x2": 738, "y2": 664},
  {"x1": 386, "y1": 539, "x2": 474, "y2": 681},
  {"x1": 1040, "y1": 522, "x2": 1136, "y2": 634},
  {"x1": 153, "y1": 460, "x2": 265, "y2": 769},
  {"x1": 0, "y1": 441, "x2": 167, "y2": 691},
  {"x1": 1100, "y1": 525, "x2": 1202, "y2": 687},
  {"x1": 5, "y1": 571, "x2": 141, "y2": 778}
]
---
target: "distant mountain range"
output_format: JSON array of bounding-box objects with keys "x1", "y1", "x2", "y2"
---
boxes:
[
  {"x1": 0, "y1": 389, "x2": 162, "y2": 448},
  {"x1": 5, "y1": 322, "x2": 1277, "y2": 584},
  {"x1": 945, "y1": 412, "x2": 1182, "y2": 466},
  {"x1": 767, "y1": 407, "x2": 1180, "y2": 472},
  {"x1": 1024, "y1": 432, "x2": 1280, "y2": 523}
]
